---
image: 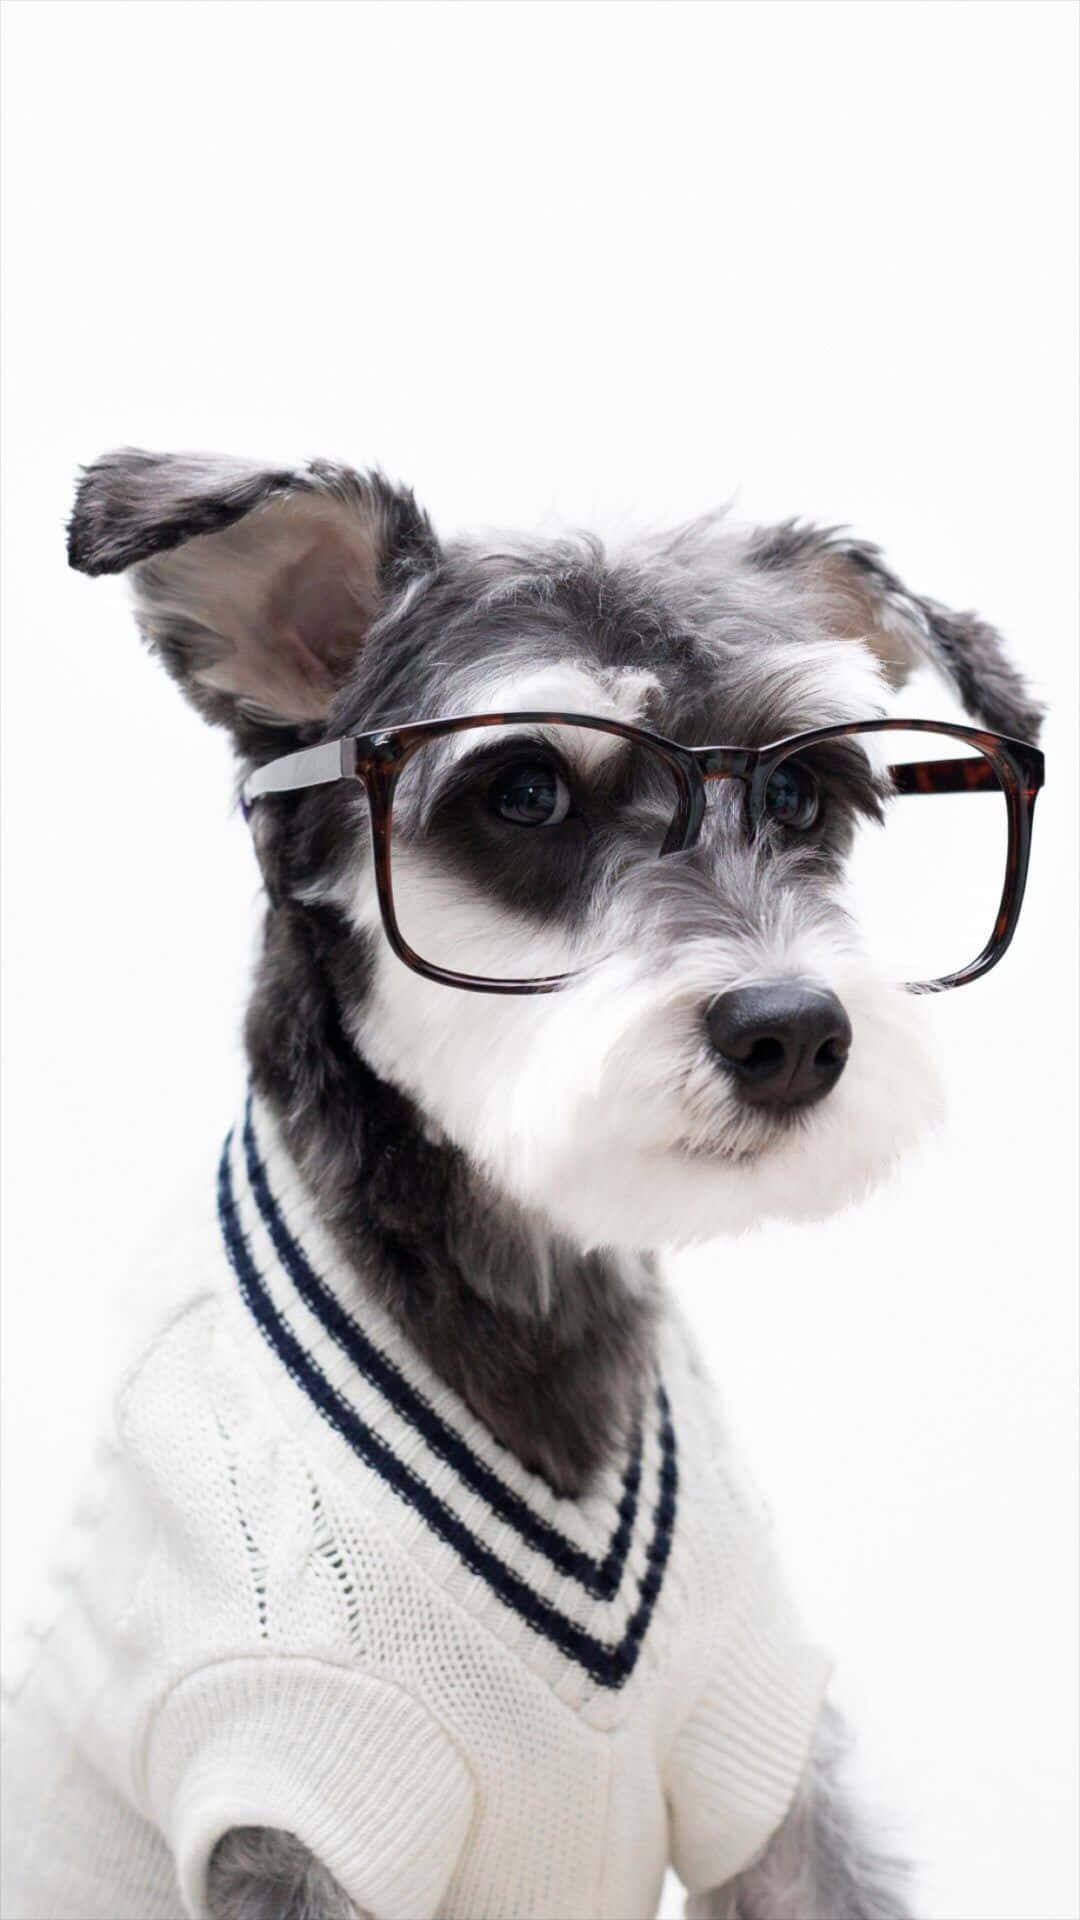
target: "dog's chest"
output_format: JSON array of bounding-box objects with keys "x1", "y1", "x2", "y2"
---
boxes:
[
  {"x1": 209, "y1": 1098, "x2": 704, "y2": 1729},
  {"x1": 1, "y1": 1102, "x2": 825, "y2": 1920}
]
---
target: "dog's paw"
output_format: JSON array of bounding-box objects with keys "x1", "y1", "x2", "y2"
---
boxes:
[{"x1": 206, "y1": 1825, "x2": 372, "y2": 1920}]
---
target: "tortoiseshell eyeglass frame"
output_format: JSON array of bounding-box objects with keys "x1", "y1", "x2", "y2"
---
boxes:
[{"x1": 241, "y1": 713, "x2": 1045, "y2": 996}]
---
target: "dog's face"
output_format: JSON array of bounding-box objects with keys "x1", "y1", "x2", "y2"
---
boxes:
[{"x1": 69, "y1": 453, "x2": 1041, "y2": 1251}]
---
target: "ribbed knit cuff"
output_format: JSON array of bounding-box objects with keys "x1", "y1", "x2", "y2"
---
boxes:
[
  {"x1": 667, "y1": 1548, "x2": 832, "y2": 1894},
  {"x1": 143, "y1": 1657, "x2": 474, "y2": 1920}
]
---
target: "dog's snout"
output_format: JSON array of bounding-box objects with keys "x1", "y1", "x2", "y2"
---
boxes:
[{"x1": 706, "y1": 982, "x2": 852, "y2": 1109}]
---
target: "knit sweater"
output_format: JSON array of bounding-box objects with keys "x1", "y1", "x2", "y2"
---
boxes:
[{"x1": 1, "y1": 1094, "x2": 829, "y2": 1920}]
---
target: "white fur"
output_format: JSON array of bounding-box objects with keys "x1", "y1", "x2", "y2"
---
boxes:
[
  {"x1": 343, "y1": 640, "x2": 940, "y2": 1253},
  {"x1": 731, "y1": 636, "x2": 892, "y2": 740},
  {"x1": 449, "y1": 660, "x2": 662, "y2": 730},
  {"x1": 350, "y1": 873, "x2": 942, "y2": 1254},
  {"x1": 382, "y1": 844, "x2": 584, "y2": 980}
]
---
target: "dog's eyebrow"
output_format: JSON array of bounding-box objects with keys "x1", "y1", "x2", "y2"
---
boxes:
[
  {"x1": 439, "y1": 662, "x2": 661, "y2": 769},
  {"x1": 461, "y1": 660, "x2": 659, "y2": 726},
  {"x1": 694, "y1": 637, "x2": 893, "y2": 750}
]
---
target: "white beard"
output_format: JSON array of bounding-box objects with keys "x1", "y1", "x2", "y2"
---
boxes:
[{"x1": 351, "y1": 895, "x2": 943, "y2": 1254}]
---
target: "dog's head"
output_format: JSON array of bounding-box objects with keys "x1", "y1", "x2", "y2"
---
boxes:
[{"x1": 69, "y1": 451, "x2": 1041, "y2": 1251}]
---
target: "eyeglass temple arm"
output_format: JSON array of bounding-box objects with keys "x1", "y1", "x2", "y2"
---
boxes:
[
  {"x1": 241, "y1": 738, "x2": 356, "y2": 813},
  {"x1": 888, "y1": 757, "x2": 1002, "y2": 796},
  {"x1": 240, "y1": 741, "x2": 1043, "y2": 810}
]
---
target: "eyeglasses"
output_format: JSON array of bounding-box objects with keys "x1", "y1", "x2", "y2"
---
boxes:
[{"x1": 242, "y1": 713, "x2": 1045, "y2": 994}]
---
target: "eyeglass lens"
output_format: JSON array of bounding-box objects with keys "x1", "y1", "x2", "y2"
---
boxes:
[
  {"x1": 387, "y1": 721, "x2": 684, "y2": 983},
  {"x1": 386, "y1": 721, "x2": 1009, "y2": 989}
]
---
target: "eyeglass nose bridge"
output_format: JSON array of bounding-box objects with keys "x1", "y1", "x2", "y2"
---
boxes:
[
  {"x1": 661, "y1": 745, "x2": 757, "y2": 854},
  {"x1": 697, "y1": 746, "x2": 757, "y2": 781}
]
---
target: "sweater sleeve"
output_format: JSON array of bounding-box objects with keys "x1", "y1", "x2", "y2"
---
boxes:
[
  {"x1": 143, "y1": 1657, "x2": 474, "y2": 1920},
  {"x1": 665, "y1": 1543, "x2": 831, "y2": 1897}
]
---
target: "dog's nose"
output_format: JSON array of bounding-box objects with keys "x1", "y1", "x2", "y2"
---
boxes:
[{"x1": 706, "y1": 983, "x2": 852, "y2": 1109}]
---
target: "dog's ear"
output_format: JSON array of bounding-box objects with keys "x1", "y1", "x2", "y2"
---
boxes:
[
  {"x1": 68, "y1": 448, "x2": 438, "y2": 753},
  {"x1": 744, "y1": 521, "x2": 1042, "y2": 740}
]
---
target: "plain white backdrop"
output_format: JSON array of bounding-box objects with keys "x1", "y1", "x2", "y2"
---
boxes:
[{"x1": 2, "y1": 5, "x2": 1077, "y2": 1918}]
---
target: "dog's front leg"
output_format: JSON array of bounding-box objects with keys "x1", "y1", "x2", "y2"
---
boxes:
[
  {"x1": 207, "y1": 1826, "x2": 373, "y2": 1920},
  {"x1": 685, "y1": 1704, "x2": 913, "y2": 1920}
]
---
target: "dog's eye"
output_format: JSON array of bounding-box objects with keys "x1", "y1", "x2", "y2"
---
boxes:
[
  {"x1": 763, "y1": 761, "x2": 820, "y2": 830},
  {"x1": 488, "y1": 759, "x2": 572, "y2": 827}
]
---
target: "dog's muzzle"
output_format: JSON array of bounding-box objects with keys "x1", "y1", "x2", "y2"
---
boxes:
[{"x1": 706, "y1": 982, "x2": 852, "y2": 1110}]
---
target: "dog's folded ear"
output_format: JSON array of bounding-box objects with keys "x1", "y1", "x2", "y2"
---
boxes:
[
  {"x1": 68, "y1": 449, "x2": 438, "y2": 751},
  {"x1": 744, "y1": 521, "x2": 1043, "y2": 740}
]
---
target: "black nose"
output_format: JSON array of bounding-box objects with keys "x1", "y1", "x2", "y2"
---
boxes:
[{"x1": 706, "y1": 983, "x2": 852, "y2": 1109}]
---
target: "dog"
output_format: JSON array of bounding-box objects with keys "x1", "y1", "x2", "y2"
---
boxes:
[{"x1": 1, "y1": 450, "x2": 1043, "y2": 1920}]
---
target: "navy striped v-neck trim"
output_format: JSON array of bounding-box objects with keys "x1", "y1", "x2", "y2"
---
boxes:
[
  {"x1": 216, "y1": 1110, "x2": 678, "y2": 1691},
  {"x1": 239, "y1": 1096, "x2": 643, "y2": 1598}
]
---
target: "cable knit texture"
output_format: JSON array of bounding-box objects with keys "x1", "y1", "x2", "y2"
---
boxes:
[{"x1": 1, "y1": 1095, "x2": 830, "y2": 1920}]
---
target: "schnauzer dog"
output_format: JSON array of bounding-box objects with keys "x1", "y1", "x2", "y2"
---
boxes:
[{"x1": 1, "y1": 450, "x2": 1043, "y2": 1920}]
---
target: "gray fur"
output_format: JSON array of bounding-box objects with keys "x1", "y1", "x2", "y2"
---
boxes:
[
  {"x1": 66, "y1": 446, "x2": 434, "y2": 588},
  {"x1": 245, "y1": 900, "x2": 662, "y2": 1494},
  {"x1": 68, "y1": 448, "x2": 300, "y2": 576},
  {"x1": 68, "y1": 449, "x2": 436, "y2": 756},
  {"x1": 205, "y1": 1705, "x2": 910, "y2": 1920},
  {"x1": 69, "y1": 452, "x2": 1033, "y2": 1920},
  {"x1": 688, "y1": 1704, "x2": 913, "y2": 1920},
  {"x1": 207, "y1": 1827, "x2": 371, "y2": 1920},
  {"x1": 746, "y1": 517, "x2": 1043, "y2": 739}
]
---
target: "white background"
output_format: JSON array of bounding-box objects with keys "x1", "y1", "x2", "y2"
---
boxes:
[{"x1": 2, "y1": 5, "x2": 1077, "y2": 1918}]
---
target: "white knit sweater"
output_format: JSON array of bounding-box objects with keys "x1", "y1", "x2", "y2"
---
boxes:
[{"x1": 2, "y1": 1095, "x2": 829, "y2": 1920}]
